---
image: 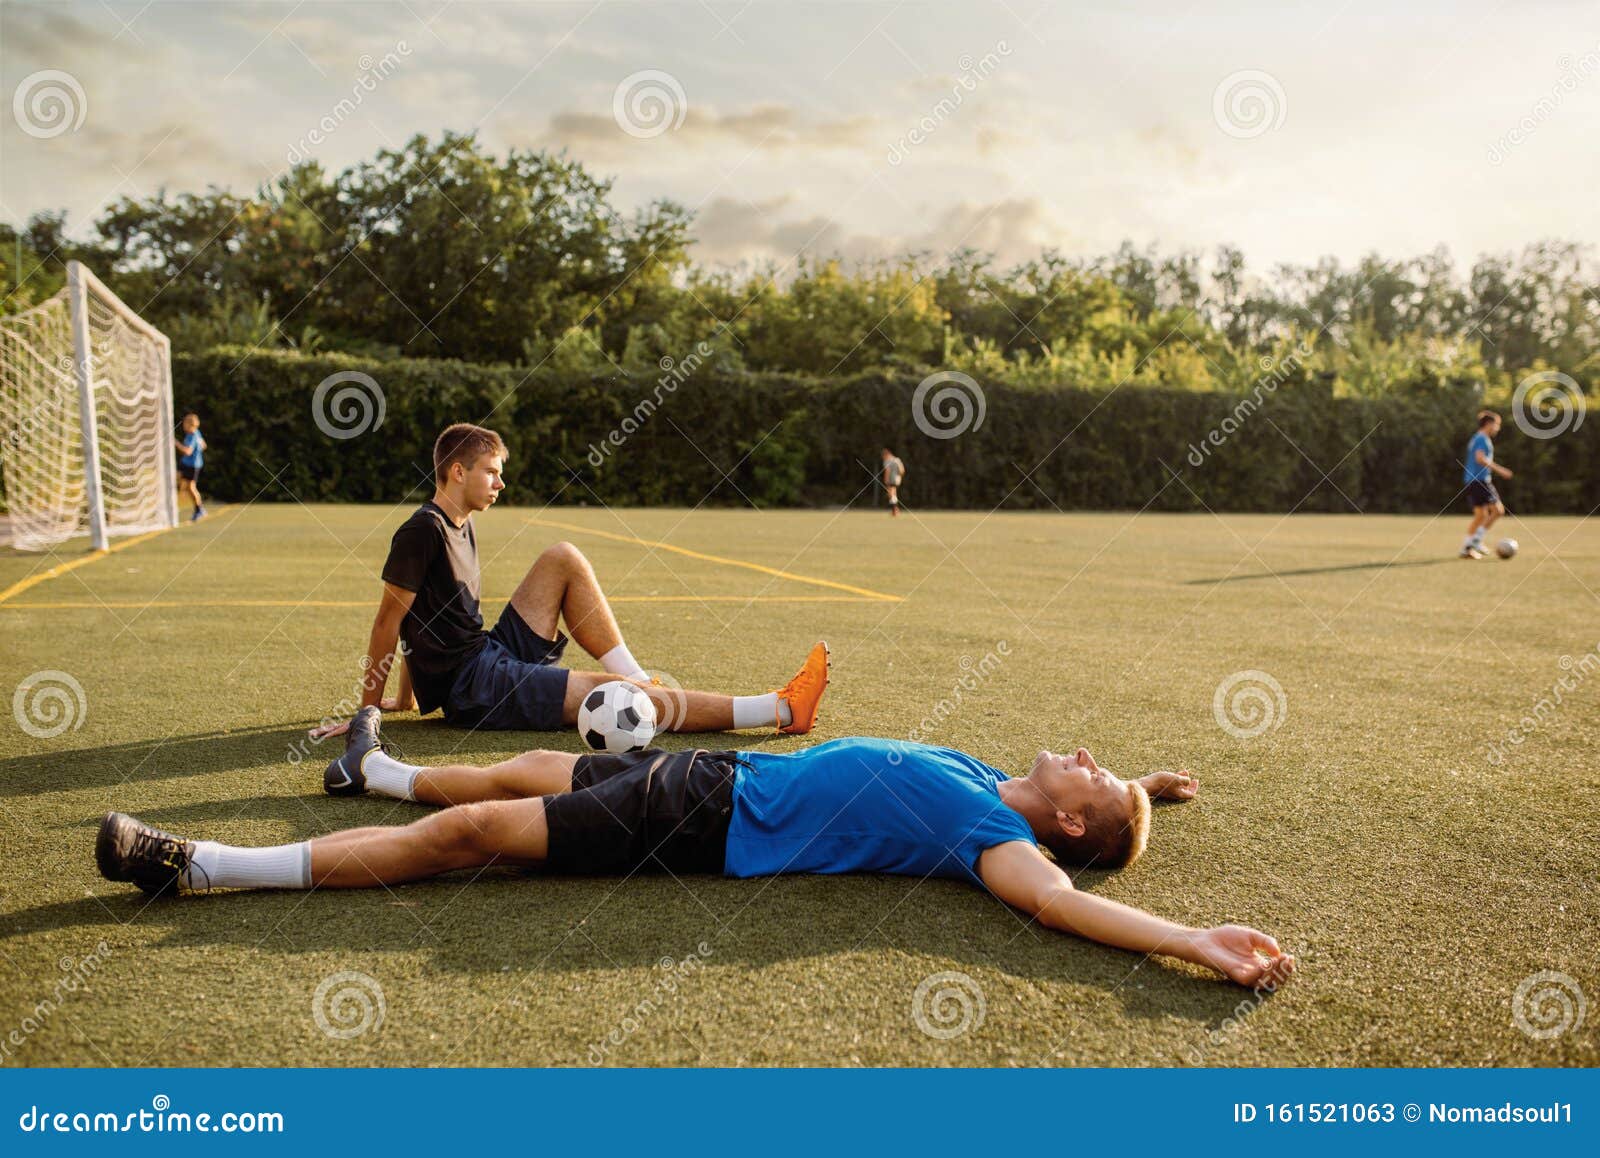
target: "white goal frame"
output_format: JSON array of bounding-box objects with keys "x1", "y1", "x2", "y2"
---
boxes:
[{"x1": 1, "y1": 261, "x2": 179, "y2": 551}]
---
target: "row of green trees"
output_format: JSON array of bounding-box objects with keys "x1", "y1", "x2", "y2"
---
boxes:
[
  {"x1": 4, "y1": 133, "x2": 1596, "y2": 403},
  {"x1": 176, "y1": 348, "x2": 1599, "y2": 513}
]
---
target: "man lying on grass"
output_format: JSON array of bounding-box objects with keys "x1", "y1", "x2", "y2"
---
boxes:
[
  {"x1": 97, "y1": 709, "x2": 1295, "y2": 988},
  {"x1": 313, "y1": 421, "x2": 829, "y2": 740}
]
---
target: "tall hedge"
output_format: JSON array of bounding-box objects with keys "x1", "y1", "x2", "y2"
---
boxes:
[{"x1": 175, "y1": 348, "x2": 1599, "y2": 513}]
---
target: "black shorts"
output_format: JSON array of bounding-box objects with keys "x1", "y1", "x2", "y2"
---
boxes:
[
  {"x1": 442, "y1": 604, "x2": 571, "y2": 731},
  {"x1": 178, "y1": 465, "x2": 199, "y2": 482},
  {"x1": 1465, "y1": 480, "x2": 1500, "y2": 509},
  {"x1": 541, "y1": 748, "x2": 740, "y2": 875}
]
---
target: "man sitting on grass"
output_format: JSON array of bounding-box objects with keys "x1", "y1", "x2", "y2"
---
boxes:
[
  {"x1": 314, "y1": 421, "x2": 829, "y2": 741},
  {"x1": 96, "y1": 710, "x2": 1295, "y2": 989}
]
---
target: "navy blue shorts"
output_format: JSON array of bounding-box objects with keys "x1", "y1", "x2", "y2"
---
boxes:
[
  {"x1": 178, "y1": 465, "x2": 199, "y2": 482},
  {"x1": 442, "y1": 604, "x2": 571, "y2": 731},
  {"x1": 1465, "y1": 480, "x2": 1500, "y2": 509}
]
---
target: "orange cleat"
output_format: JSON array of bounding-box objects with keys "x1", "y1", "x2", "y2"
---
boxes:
[{"x1": 776, "y1": 641, "x2": 830, "y2": 734}]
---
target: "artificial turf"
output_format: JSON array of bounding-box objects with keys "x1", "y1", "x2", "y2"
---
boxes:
[{"x1": 1, "y1": 503, "x2": 1596, "y2": 1066}]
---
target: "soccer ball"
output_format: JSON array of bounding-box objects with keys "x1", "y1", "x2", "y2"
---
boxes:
[
  {"x1": 577, "y1": 681, "x2": 657, "y2": 754},
  {"x1": 1496, "y1": 538, "x2": 1519, "y2": 560}
]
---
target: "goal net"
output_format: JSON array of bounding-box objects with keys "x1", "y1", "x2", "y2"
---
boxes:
[{"x1": 0, "y1": 262, "x2": 177, "y2": 552}]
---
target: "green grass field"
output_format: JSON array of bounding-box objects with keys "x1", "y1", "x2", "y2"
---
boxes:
[{"x1": 1, "y1": 504, "x2": 1596, "y2": 1066}]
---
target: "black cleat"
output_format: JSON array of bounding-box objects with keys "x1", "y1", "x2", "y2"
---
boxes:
[
  {"x1": 96, "y1": 812, "x2": 193, "y2": 895},
  {"x1": 323, "y1": 705, "x2": 383, "y2": 796}
]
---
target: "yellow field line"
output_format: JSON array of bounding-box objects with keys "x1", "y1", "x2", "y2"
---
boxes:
[
  {"x1": 1, "y1": 594, "x2": 885, "y2": 611},
  {"x1": 526, "y1": 516, "x2": 902, "y2": 602},
  {"x1": 0, "y1": 506, "x2": 234, "y2": 606}
]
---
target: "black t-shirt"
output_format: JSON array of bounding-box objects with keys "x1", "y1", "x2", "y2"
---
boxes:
[{"x1": 380, "y1": 501, "x2": 487, "y2": 713}]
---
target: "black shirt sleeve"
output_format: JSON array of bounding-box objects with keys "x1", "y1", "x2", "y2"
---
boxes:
[{"x1": 381, "y1": 515, "x2": 440, "y2": 593}]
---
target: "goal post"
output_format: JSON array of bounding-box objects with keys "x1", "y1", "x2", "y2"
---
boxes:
[{"x1": 0, "y1": 261, "x2": 178, "y2": 552}]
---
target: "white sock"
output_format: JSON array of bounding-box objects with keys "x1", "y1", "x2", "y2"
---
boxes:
[
  {"x1": 364, "y1": 750, "x2": 421, "y2": 801},
  {"x1": 599, "y1": 643, "x2": 647, "y2": 681},
  {"x1": 733, "y1": 692, "x2": 792, "y2": 729},
  {"x1": 184, "y1": 841, "x2": 311, "y2": 891}
]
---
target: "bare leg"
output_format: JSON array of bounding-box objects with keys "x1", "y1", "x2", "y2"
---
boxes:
[
  {"x1": 413, "y1": 749, "x2": 580, "y2": 806},
  {"x1": 563, "y1": 669, "x2": 736, "y2": 732},
  {"x1": 308, "y1": 798, "x2": 549, "y2": 888},
  {"x1": 508, "y1": 542, "x2": 626, "y2": 661}
]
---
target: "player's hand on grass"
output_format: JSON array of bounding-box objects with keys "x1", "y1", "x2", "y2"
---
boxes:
[
  {"x1": 309, "y1": 717, "x2": 351, "y2": 740},
  {"x1": 1185, "y1": 924, "x2": 1295, "y2": 988},
  {"x1": 309, "y1": 696, "x2": 412, "y2": 740},
  {"x1": 1138, "y1": 770, "x2": 1199, "y2": 801}
]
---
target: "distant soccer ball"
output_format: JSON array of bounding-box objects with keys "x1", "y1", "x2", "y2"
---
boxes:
[
  {"x1": 577, "y1": 681, "x2": 657, "y2": 754},
  {"x1": 1496, "y1": 538, "x2": 1519, "y2": 560}
]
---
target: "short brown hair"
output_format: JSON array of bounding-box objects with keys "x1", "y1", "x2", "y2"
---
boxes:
[
  {"x1": 1043, "y1": 781, "x2": 1152, "y2": 869},
  {"x1": 433, "y1": 423, "x2": 507, "y2": 482},
  {"x1": 1477, "y1": 410, "x2": 1500, "y2": 428}
]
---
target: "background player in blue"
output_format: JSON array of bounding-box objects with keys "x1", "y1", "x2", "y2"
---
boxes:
[
  {"x1": 97, "y1": 722, "x2": 1294, "y2": 989},
  {"x1": 881, "y1": 447, "x2": 905, "y2": 517},
  {"x1": 1459, "y1": 409, "x2": 1512, "y2": 559},
  {"x1": 174, "y1": 411, "x2": 206, "y2": 521}
]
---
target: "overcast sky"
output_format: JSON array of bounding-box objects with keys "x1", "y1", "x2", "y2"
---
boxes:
[{"x1": 4, "y1": 0, "x2": 1598, "y2": 273}]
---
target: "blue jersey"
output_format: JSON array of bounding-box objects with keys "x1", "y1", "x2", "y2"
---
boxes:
[
  {"x1": 1463, "y1": 430, "x2": 1491, "y2": 483},
  {"x1": 724, "y1": 738, "x2": 1035, "y2": 884},
  {"x1": 179, "y1": 431, "x2": 204, "y2": 469}
]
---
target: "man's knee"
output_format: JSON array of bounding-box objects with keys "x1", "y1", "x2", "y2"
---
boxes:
[
  {"x1": 426, "y1": 803, "x2": 500, "y2": 857},
  {"x1": 539, "y1": 541, "x2": 588, "y2": 573},
  {"x1": 497, "y1": 748, "x2": 561, "y2": 783}
]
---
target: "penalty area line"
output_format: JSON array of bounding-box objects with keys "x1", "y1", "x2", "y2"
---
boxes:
[
  {"x1": 525, "y1": 516, "x2": 903, "y2": 603},
  {"x1": 0, "y1": 505, "x2": 237, "y2": 607}
]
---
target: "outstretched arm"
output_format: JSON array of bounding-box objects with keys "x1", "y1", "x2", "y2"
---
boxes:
[{"x1": 977, "y1": 841, "x2": 1295, "y2": 987}]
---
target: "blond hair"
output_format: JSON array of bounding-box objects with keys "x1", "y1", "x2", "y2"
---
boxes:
[{"x1": 1044, "y1": 779, "x2": 1152, "y2": 869}]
